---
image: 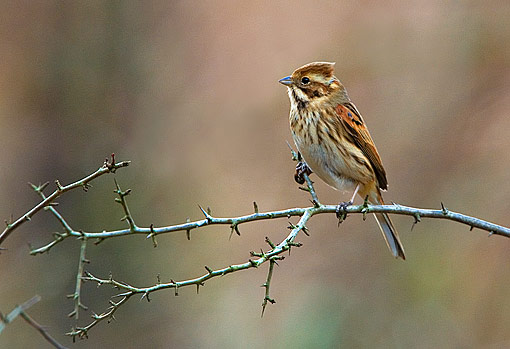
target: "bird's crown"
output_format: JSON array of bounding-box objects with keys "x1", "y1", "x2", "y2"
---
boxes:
[{"x1": 291, "y1": 62, "x2": 335, "y2": 80}]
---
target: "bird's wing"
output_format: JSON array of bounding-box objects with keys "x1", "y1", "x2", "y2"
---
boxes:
[{"x1": 335, "y1": 102, "x2": 388, "y2": 190}]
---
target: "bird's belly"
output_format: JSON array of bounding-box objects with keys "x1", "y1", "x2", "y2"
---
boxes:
[{"x1": 293, "y1": 137, "x2": 357, "y2": 193}]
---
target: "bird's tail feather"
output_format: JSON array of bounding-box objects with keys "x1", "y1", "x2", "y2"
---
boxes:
[{"x1": 369, "y1": 191, "x2": 405, "y2": 260}]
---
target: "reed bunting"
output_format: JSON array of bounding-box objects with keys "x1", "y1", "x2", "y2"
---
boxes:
[{"x1": 279, "y1": 62, "x2": 405, "y2": 259}]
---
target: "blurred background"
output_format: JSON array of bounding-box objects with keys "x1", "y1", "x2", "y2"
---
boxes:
[{"x1": 1, "y1": 1, "x2": 510, "y2": 347}]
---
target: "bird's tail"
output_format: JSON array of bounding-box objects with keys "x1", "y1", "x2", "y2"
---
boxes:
[{"x1": 368, "y1": 190, "x2": 406, "y2": 260}]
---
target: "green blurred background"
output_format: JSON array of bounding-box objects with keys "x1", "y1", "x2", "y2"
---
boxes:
[{"x1": 1, "y1": 1, "x2": 510, "y2": 348}]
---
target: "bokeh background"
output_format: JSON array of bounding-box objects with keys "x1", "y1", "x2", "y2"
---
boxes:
[{"x1": 1, "y1": 1, "x2": 510, "y2": 348}]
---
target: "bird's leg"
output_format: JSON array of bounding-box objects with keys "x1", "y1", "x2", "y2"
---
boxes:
[
  {"x1": 336, "y1": 184, "x2": 360, "y2": 222},
  {"x1": 294, "y1": 156, "x2": 313, "y2": 185}
]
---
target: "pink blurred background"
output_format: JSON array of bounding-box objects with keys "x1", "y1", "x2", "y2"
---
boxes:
[{"x1": 1, "y1": 1, "x2": 510, "y2": 347}]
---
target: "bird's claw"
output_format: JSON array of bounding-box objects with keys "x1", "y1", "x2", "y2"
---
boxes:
[
  {"x1": 294, "y1": 161, "x2": 312, "y2": 185},
  {"x1": 336, "y1": 200, "x2": 353, "y2": 224}
]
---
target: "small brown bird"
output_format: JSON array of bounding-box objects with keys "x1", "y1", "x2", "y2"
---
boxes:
[{"x1": 279, "y1": 62, "x2": 405, "y2": 259}]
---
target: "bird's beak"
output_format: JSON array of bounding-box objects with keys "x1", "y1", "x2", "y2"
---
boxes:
[{"x1": 278, "y1": 76, "x2": 293, "y2": 86}]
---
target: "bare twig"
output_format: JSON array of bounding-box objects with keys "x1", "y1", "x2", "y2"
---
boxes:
[
  {"x1": 31, "y1": 182, "x2": 73, "y2": 233},
  {"x1": 29, "y1": 185, "x2": 76, "y2": 255},
  {"x1": 0, "y1": 296, "x2": 41, "y2": 334},
  {"x1": 114, "y1": 179, "x2": 137, "y2": 231},
  {"x1": 303, "y1": 173, "x2": 320, "y2": 207},
  {"x1": 19, "y1": 312, "x2": 68, "y2": 349},
  {"x1": 67, "y1": 237, "x2": 88, "y2": 319},
  {"x1": 66, "y1": 293, "x2": 132, "y2": 342},
  {"x1": 261, "y1": 257, "x2": 280, "y2": 317},
  {"x1": 0, "y1": 154, "x2": 129, "y2": 246},
  {"x1": 0, "y1": 295, "x2": 68, "y2": 349}
]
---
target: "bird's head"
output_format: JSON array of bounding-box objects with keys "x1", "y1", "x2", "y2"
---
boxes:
[{"x1": 279, "y1": 62, "x2": 349, "y2": 107}]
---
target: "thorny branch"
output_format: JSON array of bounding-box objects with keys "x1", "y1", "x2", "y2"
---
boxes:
[
  {"x1": 27, "y1": 197, "x2": 510, "y2": 251},
  {"x1": 67, "y1": 237, "x2": 88, "y2": 320},
  {"x1": 66, "y1": 172, "x2": 510, "y2": 339},
  {"x1": 72, "y1": 206, "x2": 309, "y2": 340},
  {"x1": 3, "y1": 153, "x2": 510, "y2": 340},
  {"x1": 261, "y1": 255, "x2": 281, "y2": 317},
  {"x1": 0, "y1": 154, "x2": 129, "y2": 246}
]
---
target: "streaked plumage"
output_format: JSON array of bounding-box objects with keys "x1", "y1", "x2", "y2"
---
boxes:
[{"x1": 279, "y1": 62, "x2": 405, "y2": 259}]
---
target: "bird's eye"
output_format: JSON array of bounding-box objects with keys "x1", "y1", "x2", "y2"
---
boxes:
[{"x1": 301, "y1": 77, "x2": 310, "y2": 85}]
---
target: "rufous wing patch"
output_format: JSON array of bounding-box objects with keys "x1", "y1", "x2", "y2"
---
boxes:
[{"x1": 335, "y1": 103, "x2": 388, "y2": 190}]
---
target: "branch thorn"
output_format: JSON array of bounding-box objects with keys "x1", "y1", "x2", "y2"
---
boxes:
[
  {"x1": 147, "y1": 224, "x2": 158, "y2": 248},
  {"x1": 198, "y1": 205, "x2": 212, "y2": 222},
  {"x1": 55, "y1": 180, "x2": 63, "y2": 192},
  {"x1": 441, "y1": 202, "x2": 448, "y2": 215},
  {"x1": 286, "y1": 140, "x2": 299, "y2": 161},
  {"x1": 230, "y1": 222, "x2": 241, "y2": 239},
  {"x1": 411, "y1": 213, "x2": 421, "y2": 231},
  {"x1": 186, "y1": 217, "x2": 191, "y2": 240},
  {"x1": 265, "y1": 237, "x2": 276, "y2": 249}
]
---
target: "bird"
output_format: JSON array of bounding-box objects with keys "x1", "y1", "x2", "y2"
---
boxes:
[{"x1": 279, "y1": 61, "x2": 405, "y2": 259}]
